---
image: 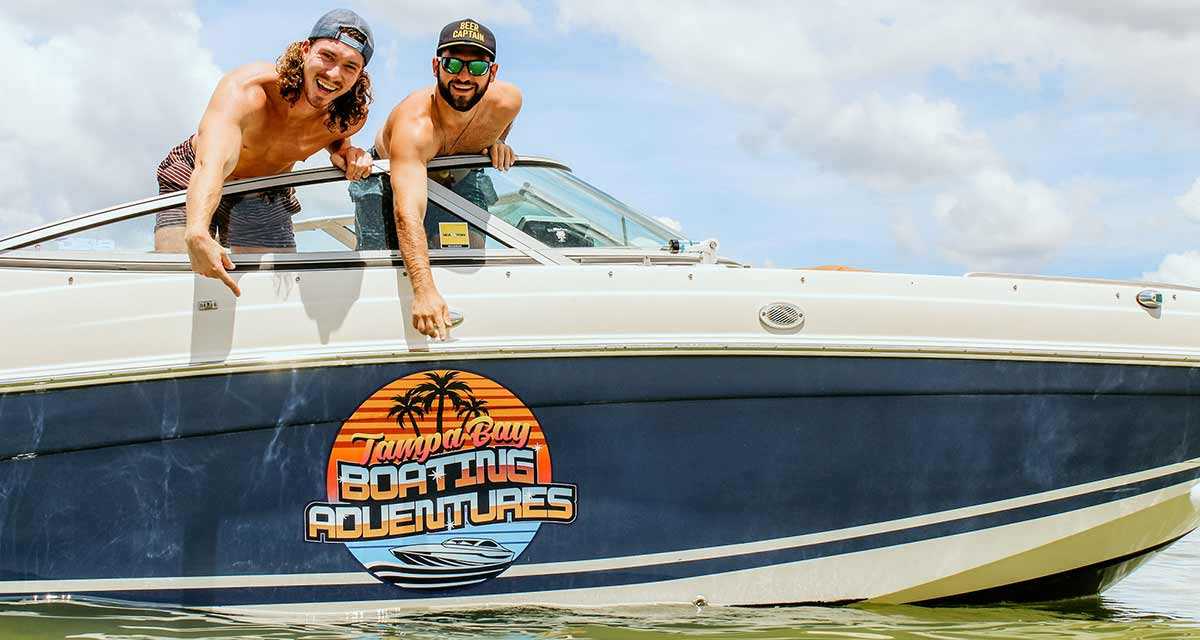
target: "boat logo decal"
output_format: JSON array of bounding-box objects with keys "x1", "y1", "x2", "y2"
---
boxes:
[{"x1": 305, "y1": 369, "x2": 577, "y2": 590}]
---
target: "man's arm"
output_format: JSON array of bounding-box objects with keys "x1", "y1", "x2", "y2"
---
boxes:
[
  {"x1": 184, "y1": 78, "x2": 257, "y2": 296},
  {"x1": 483, "y1": 84, "x2": 522, "y2": 171},
  {"x1": 388, "y1": 126, "x2": 452, "y2": 340}
]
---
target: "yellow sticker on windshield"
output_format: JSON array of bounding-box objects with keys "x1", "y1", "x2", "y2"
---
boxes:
[{"x1": 439, "y1": 222, "x2": 469, "y2": 248}]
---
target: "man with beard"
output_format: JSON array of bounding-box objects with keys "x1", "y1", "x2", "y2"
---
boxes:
[
  {"x1": 373, "y1": 19, "x2": 522, "y2": 339},
  {"x1": 155, "y1": 9, "x2": 376, "y2": 297}
]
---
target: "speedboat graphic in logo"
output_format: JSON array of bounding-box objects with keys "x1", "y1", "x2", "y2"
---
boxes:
[
  {"x1": 304, "y1": 370, "x2": 577, "y2": 591},
  {"x1": 367, "y1": 538, "x2": 516, "y2": 589}
]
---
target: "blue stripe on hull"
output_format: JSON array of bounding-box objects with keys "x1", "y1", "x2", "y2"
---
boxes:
[{"x1": 2, "y1": 356, "x2": 1199, "y2": 605}]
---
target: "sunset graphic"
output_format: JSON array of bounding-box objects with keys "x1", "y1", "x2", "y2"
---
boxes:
[
  {"x1": 308, "y1": 369, "x2": 575, "y2": 590},
  {"x1": 325, "y1": 370, "x2": 552, "y2": 500}
]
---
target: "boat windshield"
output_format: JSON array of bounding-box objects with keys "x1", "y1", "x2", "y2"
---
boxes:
[{"x1": 430, "y1": 166, "x2": 687, "y2": 250}]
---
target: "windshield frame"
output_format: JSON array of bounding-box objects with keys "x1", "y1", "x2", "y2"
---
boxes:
[
  {"x1": 0, "y1": 155, "x2": 692, "y2": 266},
  {"x1": 0, "y1": 156, "x2": 574, "y2": 260}
]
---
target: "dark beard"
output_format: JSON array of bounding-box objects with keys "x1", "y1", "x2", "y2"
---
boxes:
[{"x1": 438, "y1": 78, "x2": 488, "y2": 112}]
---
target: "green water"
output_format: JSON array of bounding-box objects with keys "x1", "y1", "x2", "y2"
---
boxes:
[{"x1": 2, "y1": 533, "x2": 1197, "y2": 639}]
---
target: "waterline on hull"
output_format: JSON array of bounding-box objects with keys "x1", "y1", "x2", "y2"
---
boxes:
[
  {"x1": 3, "y1": 465, "x2": 1196, "y2": 611},
  {"x1": 211, "y1": 477, "x2": 1200, "y2": 617}
]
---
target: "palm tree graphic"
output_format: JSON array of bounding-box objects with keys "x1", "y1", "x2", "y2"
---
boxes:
[
  {"x1": 413, "y1": 371, "x2": 473, "y2": 435},
  {"x1": 455, "y1": 396, "x2": 491, "y2": 430},
  {"x1": 387, "y1": 388, "x2": 426, "y2": 437}
]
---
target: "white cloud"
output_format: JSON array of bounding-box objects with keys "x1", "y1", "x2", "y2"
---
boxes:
[
  {"x1": 1177, "y1": 179, "x2": 1200, "y2": 223},
  {"x1": 3, "y1": 0, "x2": 196, "y2": 30},
  {"x1": 1028, "y1": 1, "x2": 1200, "y2": 40},
  {"x1": 1143, "y1": 251, "x2": 1200, "y2": 286},
  {"x1": 785, "y1": 93, "x2": 999, "y2": 190},
  {"x1": 932, "y1": 171, "x2": 1073, "y2": 271},
  {"x1": 554, "y1": 2, "x2": 1011, "y2": 195},
  {"x1": 352, "y1": 0, "x2": 532, "y2": 37},
  {"x1": 553, "y1": 1, "x2": 1107, "y2": 270},
  {"x1": 0, "y1": 3, "x2": 220, "y2": 236}
]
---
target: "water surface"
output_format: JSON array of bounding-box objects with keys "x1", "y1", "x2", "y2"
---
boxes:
[{"x1": 2, "y1": 532, "x2": 1197, "y2": 639}]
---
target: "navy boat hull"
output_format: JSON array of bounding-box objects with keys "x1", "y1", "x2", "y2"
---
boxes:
[{"x1": 1, "y1": 355, "x2": 1198, "y2": 613}]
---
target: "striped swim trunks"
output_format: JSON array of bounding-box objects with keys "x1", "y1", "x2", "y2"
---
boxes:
[{"x1": 154, "y1": 137, "x2": 302, "y2": 249}]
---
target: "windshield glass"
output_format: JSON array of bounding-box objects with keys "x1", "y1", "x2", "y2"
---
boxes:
[{"x1": 430, "y1": 166, "x2": 686, "y2": 249}]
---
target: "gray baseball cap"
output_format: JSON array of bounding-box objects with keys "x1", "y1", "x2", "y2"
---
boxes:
[{"x1": 309, "y1": 9, "x2": 374, "y2": 66}]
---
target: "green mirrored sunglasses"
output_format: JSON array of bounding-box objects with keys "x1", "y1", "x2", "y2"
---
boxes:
[{"x1": 440, "y1": 56, "x2": 492, "y2": 76}]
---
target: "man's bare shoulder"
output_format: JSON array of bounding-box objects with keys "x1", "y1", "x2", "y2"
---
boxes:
[
  {"x1": 381, "y1": 87, "x2": 439, "y2": 159},
  {"x1": 389, "y1": 113, "x2": 439, "y2": 160},
  {"x1": 385, "y1": 86, "x2": 436, "y2": 123},
  {"x1": 214, "y1": 62, "x2": 278, "y2": 110},
  {"x1": 487, "y1": 80, "x2": 523, "y2": 114}
]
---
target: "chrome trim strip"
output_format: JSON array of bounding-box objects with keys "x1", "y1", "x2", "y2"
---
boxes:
[
  {"x1": 5, "y1": 340, "x2": 1200, "y2": 394},
  {"x1": 0, "y1": 249, "x2": 539, "y2": 271},
  {"x1": 1, "y1": 461, "x2": 1194, "y2": 594},
  {"x1": 0, "y1": 249, "x2": 735, "y2": 270},
  {"x1": 965, "y1": 272, "x2": 1200, "y2": 293},
  {"x1": 560, "y1": 247, "x2": 742, "y2": 266}
]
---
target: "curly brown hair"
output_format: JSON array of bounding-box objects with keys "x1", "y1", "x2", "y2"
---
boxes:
[{"x1": 276, "y1": 39, "x2": 372, "y2": 133}]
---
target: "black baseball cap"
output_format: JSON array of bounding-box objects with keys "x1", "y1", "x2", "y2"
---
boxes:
[
  {"x1": 437, "y1": 19, "x2": 496, "y2": 58},
  {"x1": 309, "y1": 9, "x2": 375, "y2": 66}
]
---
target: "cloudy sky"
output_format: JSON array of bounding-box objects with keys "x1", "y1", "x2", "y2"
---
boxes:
[{"x1": 4, "y1": 0, "x2": 1200, "y2": 283}]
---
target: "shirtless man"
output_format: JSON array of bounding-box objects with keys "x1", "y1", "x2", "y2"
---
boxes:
[
  {"x1": 155, "y1": 9, "x2": 376, "y2": 296},
  {"x1": 375, "y1": 19, "x2": 522, "y2": 339}
]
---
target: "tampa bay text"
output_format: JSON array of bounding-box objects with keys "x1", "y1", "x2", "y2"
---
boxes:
[{"x1": 305, "y1": 417, "x2": 578, "y2": 542}]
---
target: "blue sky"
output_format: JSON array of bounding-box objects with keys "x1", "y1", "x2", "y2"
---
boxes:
[{"x1": 5, "y1": 1, "x2": 1200, "y2": 282}]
